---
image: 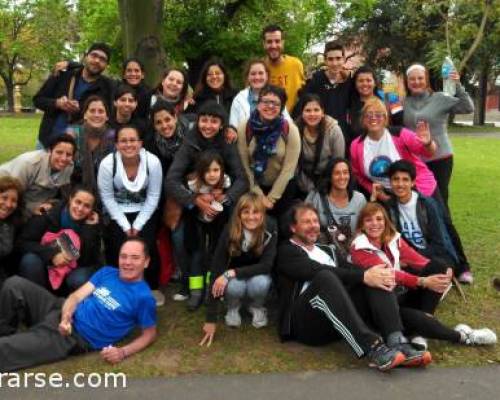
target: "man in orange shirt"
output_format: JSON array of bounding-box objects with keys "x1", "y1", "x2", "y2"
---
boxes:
[{"x1": 262, "y1": 25, "x2": 305, "y2": 112}]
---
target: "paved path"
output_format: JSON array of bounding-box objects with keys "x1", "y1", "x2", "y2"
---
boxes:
[{"x1": 3, "y1": 365, "x2": 500, "y2": 399}]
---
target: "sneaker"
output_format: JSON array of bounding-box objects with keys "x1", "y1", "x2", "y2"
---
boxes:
[
  {"x1": 395, "y1": 343, "x2": 432, "y2": 367},
  {"x1": 187, "y1": 289, "x2": 203, "y2": 311},
  {"x1": 248, "y1": 306, "x2": 268, "y2": 329},
  {"x1": 458, "y1": 271, "x2": 474, "y2": 284},
  {"x1": 224, "y1": 307, "x2": 242, "y2": 327},
  {"x1": 172, "y1": 288, "x2": 189, "y2": 302},
  {"x1": 455, "y1": 324, "x2": 497, "y2": 345},
  {"x1": 367, "y1": 341, "x2": 406, "y2": 371},
  {"x1": 410, "y1": 336, "x2": 428, "y2": 351},
  {"x1": 152, "y1": 290, "x2": 166, "y2": 307}
]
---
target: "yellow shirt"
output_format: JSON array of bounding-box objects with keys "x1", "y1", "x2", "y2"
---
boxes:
[{"x1": 266, "y1": 55, "x2": 305, "y2": 112}]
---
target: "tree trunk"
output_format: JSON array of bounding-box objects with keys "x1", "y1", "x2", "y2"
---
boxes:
[
  {"x1": 473, "y1": 67, "x2": 488, "y2": 125},
  {"x1": 118, "y1": 0, "x2": 167, "y2": 87},
  {"x1": 4, "y1": 80, "x2": 15, "y2": 113}
]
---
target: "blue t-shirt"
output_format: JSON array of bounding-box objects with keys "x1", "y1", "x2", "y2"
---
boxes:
[{"x1": 73, "y1": 266, "x2": 156, "y2": 349}]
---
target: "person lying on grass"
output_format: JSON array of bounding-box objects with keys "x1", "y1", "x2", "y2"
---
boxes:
[{"x1": 0, "y1": 237, "x2": 157, "y2": 372}]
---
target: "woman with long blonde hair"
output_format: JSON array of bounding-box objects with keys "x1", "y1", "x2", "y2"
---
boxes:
[{"x1": 200, "y1": 192, "x2": 277, "y2": 347}]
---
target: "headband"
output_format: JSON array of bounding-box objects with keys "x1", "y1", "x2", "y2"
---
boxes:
[{"x1": 406, "y1": 64, "x2": 426, "y2": 76}]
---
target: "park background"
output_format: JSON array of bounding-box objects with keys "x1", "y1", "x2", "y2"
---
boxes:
[{"x1": 0, "y1": 0, "x2": 499, "y2": 376}]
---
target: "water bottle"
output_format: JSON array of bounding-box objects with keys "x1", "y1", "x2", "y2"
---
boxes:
[{"x1": 442, "y1": 56, "x2": 456, "y2": 97}]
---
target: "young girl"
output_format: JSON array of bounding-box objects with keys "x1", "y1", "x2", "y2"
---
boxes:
[
  {"x1": 187, "y1": 151, "x2": 231, "y2": 222},
  {"x1": 200, "y1": 192, "x2": 277, "y2": 346},
  {"x1": 350, "y1": 202, "x2": 496, "y2": 350}
]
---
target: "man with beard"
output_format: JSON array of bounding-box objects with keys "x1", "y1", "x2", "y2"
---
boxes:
[
  {"x1": 276, "y1": 202, "x2": 432, "y2": 371},
  {"x1": 262, "y1": 25, "x2": 305, "y2": 113},
  {"x1": 33, "y1": 43, "x2": 114, "y2": 148}
]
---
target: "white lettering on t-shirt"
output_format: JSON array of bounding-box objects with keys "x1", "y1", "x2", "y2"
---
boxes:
[{"x1": 93, "y1": 287, "x2": 121, "y2": 311}]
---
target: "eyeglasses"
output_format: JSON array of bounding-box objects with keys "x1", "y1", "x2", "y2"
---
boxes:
[
  {"x1": 259, "y1": 99, "x2": 281, "y2": 108},
  {"x1": 117, "y1": 139, "x2": 139, "y2": 144},
  {"x1": 364, "y1": 111, "x2": 386, "y2": 119},
  {"x1": 88, "y1": 51, "x2": 108, "y2": 63}
]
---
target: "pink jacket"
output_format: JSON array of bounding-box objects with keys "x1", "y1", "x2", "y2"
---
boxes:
[
  {"x1": 350, "y1": 127, "x2": 437, "y2": 196},
  {"x1": 41, "y1": 229, "x2": 81, "y2": 290}
]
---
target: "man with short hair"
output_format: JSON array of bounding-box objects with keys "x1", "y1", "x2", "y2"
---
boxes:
[
  {"x1": 262, "y1": 24, "x2": 305, "y2": 112},
  {"x1": 301, "y1": 41, "x2": 353, "y2": 135},
  {"x1": 33, "y1": 42, "x2": 115, "y2": 148},
  {"x1": 276, "y1": 202, "x2": 431, "y2": 371},
  {"x1": 0, "y1": 238, "x2": 157, "y2": 372}
]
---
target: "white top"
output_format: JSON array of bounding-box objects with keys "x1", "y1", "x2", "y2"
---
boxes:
[
  {"x1": 363, "y1": 129, "x2": 401, "y2": 189},
  {"x1": 398, "y1": 191, "x2": 427, "y2": 250},
  {"x1": 97, "y1": 149, "x2": 162, "y2": 232},
  {"x1": 290, "y1": 239, "x2": 336, "y2": 294}
]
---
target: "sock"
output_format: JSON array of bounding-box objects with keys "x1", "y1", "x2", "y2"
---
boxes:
[{"x1": 387, "y1": 331, "x2": 407, "y2": 347}]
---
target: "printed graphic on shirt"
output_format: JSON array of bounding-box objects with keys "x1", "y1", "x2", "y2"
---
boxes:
[
  {"x1": 93, "y1": 286, "x2": 121, "y2": 310},
  {"x1": 369, "y1": 155, "x2": 391, "y2": 179},
  {"x1": 400, "y1": 221, "x2": 426, "y2": 249},
  {"x1": 269, "y1": 74, "x2": 288, "y2": 87}
]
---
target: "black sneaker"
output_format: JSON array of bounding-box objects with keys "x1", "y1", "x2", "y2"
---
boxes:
[
  {"x1": 367, "y1": 341, "x2": 406, "y2": 371},
  {"x1": 187, "y1": 289, "x2": 203, "y2": 311},
  {"x1": 394, "y1": 343, "x2": 432, "y2": 367}
]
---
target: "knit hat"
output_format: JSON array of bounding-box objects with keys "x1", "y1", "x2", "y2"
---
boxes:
[
  {"x1": 197, "y1": 100, "x2": 227, "y2": 125},
  {"x1": 87, "y1": 42, "x2": 112, "y2": 63}
]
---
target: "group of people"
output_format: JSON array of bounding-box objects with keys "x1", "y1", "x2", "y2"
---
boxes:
[{"x1": 0, "y1": 24, "x2": 496, "y2": 373}]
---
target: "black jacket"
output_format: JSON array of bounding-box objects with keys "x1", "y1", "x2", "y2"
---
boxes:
[
  {"x1": 165, "y1": 128, "x2": 248, "y2": 207},
  {"x1": 16, "y1": 202, "x2": 101, "y2": 268},
  {"x1": 187, "y1": 86, "x2": 237, "y2": 116},
  {"x1": 384, "y1": 193, "x2": 458, "y2": 264},
  {"x1": 276, "y1": 241, "x2": 364, "y2": 341},
  {"x1": 33, "y1": 67, "x2": 114, "y2": 147}
]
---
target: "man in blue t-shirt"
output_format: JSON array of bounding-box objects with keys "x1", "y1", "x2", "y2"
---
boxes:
[{"x1": 0, "y1": 237, "x2": 157, "y2": 372}]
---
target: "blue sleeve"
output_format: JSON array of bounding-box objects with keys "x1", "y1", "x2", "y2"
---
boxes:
[{"x1": 136, "y1": 294, "x2": 157, "y2": 329}]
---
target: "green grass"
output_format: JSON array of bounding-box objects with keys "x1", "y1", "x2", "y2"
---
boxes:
[
  {"x1": 448, "y1": 124, "x2": 500, "y2": 134},
  {"x1": 0, "y1": 115, "x2": 499, "y2": 376}
]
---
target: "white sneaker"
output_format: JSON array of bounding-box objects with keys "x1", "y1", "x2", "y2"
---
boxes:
[
  {"x1": 454, "y1": 324, "x2": 497, "y2": 345},
  {"x1": 152, "y1": 290, "x2": 166, "y2": 307},
  {"x1": 172, "y1": 292, "x2": 189, "y2": 301},
  {"x1": 248, "y1": 306, "x2": 268, "y2": 329},
  {"x1": 410, "y1": 336, "x2": 428, "y2": 351},
  {"x1": 225, "y1": 307, "x2": 241, "y2": 327}
]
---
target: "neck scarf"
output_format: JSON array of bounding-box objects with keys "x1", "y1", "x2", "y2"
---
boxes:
[
  {"x1": 248, "y1": 109, "x2": 284, "y2": 178},
  {"x1": 60, "y1": 206, "x2": 82, "y2": 234},
  {"x1": 116, "y1": 148, "x2": 149, "y2": 193}
]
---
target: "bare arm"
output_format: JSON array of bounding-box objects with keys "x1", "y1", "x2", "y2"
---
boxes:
[
  {"x1": 59, "y1": 282, "x2": 95, "y2": 335},
  {"x1": 100, "y1": 326, "x2": 157, "y2": 364}
]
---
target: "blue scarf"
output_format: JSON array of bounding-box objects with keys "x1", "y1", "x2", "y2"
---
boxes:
[
  {"x1": 248, "y1": 109, "x2": 284, "y2": 179},
  {"x1": 247, "y1": 90, "x2": 259, "y2": 114},
  {"x1": 60, "y1": 206, "x2": 82, "y2": 234}
]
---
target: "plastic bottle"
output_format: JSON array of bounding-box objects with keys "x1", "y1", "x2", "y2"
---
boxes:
[{"x1": 442, "y1": 56, "x2": 456, "y2": 97}]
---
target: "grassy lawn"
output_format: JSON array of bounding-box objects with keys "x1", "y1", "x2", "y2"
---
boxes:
[{"x1": 0, "y1": 115, "x2": 499, "y2": 376}]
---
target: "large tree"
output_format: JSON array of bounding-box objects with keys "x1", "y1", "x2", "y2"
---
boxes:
[{"x1": 0, "y1": 0, "x2": 71, "y2": 112}]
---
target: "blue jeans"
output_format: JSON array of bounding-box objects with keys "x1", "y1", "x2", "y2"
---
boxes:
[
  {"x1": 18, "y1": 252, "x2": 95, "y2": 292},
  {"x1": 225, "y1": 274, "x2": 272, "y2": 307}
]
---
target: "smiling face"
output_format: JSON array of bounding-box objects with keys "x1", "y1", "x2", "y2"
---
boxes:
[
  {"x1": 0, "y1": 189, "x2": 19, "y2": 220},
  {"x1": 247, "y1": 62, "x2": 268, "y2": 90},
  {"x1": 203, "y1": 160, "x2": 222, "y2": 187},
  {"x1": 84, "y1": 50, "x2": 108, "y2": 77},
  {"x1": 198, "y1": 115, "x2": 222, "y2": 139},
  {"x1": 240, "y1": 205, "x2": 264, "y2": 232},
  {"x1": 162, "y1": 70, "x2": 185, "y2": 100},
  {"x1": 331, "y1": 162, "x2": 350, "y2": 192},
  {"x1": 68, "y1": 190, "x2": 95, "y2": 221},
  {"x1": 49, "y1": 142, "x2": 74, "y2": 171},
  {"x1": 407, "y1": 69, "x2": 428, "y2": 95},
  {"x1": 362, "y1": 210, "x2": 386, "y2": 243},
  {"x1": 206, "y1": 65, "x2": 225, "y2": 91},
  {"x1": 116, "y1": 127, "x2": 142, "y2": 159},
  {"x1": 118, "y1": 240, "x2": 149, "y2": 282},
  {"x1": 114, "y1": 93, "x2": 137, "y2": 119},
  {"x1": 290, "y1": 208, "x2": 321, "y2": 246},
  {"x1": 362, "y1": 104, "x2": 387, "y2": 137},
  {"x1": 84, "y1": 100, "x2": 108, "y2": 129},
  {"x1": 302, "y1": 100, "x2": 324, "y2": 129},
  {"x1": 153, "y1": 109, "x2": 177, "y2": 139},
  {"x1": 263, "y1": 30, "x2": 283, "y2": 62},
  {"x1": 390, "y1": 171, "x2": 414, "y2": 203},
  {"x1": 257, "y1": 93, "x2": 282, "y2": 122},
  {"x1": 355, "y1": 72, "x2": 376, "y2": 99},
  {"x1": 325, "y1": 49, "x2": 345, "y2": 74},
  {"x1": 123, "y1": 61, "x2": 144, "y2": 86}
]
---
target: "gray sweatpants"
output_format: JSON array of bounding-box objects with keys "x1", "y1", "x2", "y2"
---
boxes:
[{"x1": 0, "y1": 276, "x2": 89, "y2": 372}]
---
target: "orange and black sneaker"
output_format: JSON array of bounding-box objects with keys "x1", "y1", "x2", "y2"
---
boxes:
[{"x1": 367, "y1": 341, "x2": 406, "y2": 371}]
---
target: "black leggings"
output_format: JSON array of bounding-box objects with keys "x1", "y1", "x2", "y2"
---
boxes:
[{"x1": 427, "y1": 156, "x2": 453, "y2": 212}]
